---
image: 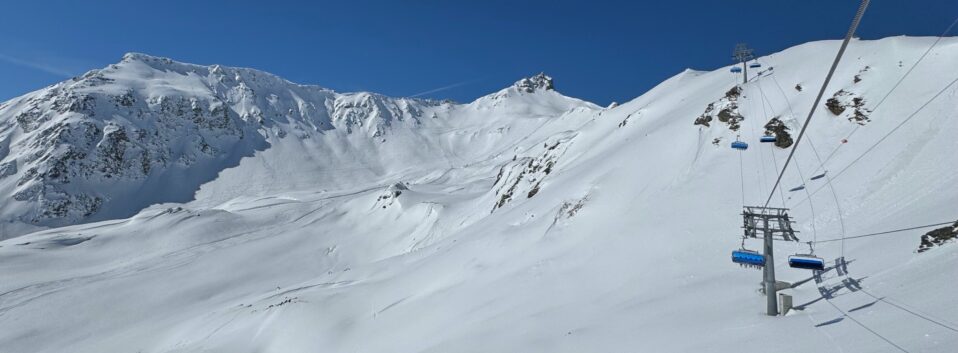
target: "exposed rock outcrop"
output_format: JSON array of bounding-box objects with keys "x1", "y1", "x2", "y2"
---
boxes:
[
  {"x1": 491, "y1": 132, "x2": 575, "y2": 211},
  {"x1": 695, "y1": 86, "x2": 744, "y2": 131},
  {"x1": 825, "y1": 89, "x2": 871, "y2": 125},
  {"x1": 763, "y1": 117, "x2": 794, "y2": 149},
  {"x1": 918, "y1": 221, "x2": 958, "y2": 253},
  {"x1": 514, "y1": 73, "x2": 554, "y2": 93}
]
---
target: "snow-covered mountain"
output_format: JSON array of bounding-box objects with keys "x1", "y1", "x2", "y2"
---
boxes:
[
  {"x1": 1, "y1": 36, "x2": 957, "y2": 352},
  {"x1": 0, "y1": 54, "x2": 595, "y2": 237}
]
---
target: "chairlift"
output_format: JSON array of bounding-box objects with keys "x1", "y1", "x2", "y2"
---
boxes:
[
  {"x1": 788, "y1": 254, "x2": 825, "y2": 270},
  {"x1": 731, "y1": 67, "x2": 743, "y2": 73},
  {"x1": 749, "y1": 62, "x2": 762, "y2": 69},
  {"x1": 789, "y1": 185, "x2": 805, "y2": 192},
  {"x1": 732, "y1": 249, "x2": 765, "y2": 268},
  {"x1": 731, "y1": 140, "x2": 749, "y2": 150},
  {"x1": 760, "y1": 135, "x2": 777, "y2": 143},
  {"x1": 810, "y1": 171, "x2": 827, "y2": 180}
]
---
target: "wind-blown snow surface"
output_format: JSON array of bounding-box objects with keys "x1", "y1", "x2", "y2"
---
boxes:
[{"x1": 1, "y1": 36, "x2": 957, "y2": 352}]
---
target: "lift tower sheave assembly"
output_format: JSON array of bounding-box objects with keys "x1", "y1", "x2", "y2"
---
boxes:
[
  {"x1": 732, "y1": 43, "x2": 754, "y2": 84},
  {"x1": 742, "y1": 206, "x2": 799, "y2": 316}
]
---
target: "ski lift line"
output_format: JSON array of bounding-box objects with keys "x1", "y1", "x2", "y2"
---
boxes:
[
  {"x1": 770, "y1": 149, "x2": 788, "y2": 208},
  {"x1": 804, "y1": 310, "x2": 849, "y2": 353},
  {"x1": 755, "y1": 80, "x2": 791, "y2": 208},
  {"x1": 768, "y1": 73, "x2": 830, "y2": 169},
  {"x1": 824, "y1": 299, "x2": 912, "y2": 353},
  {"x1": 769, "y1": 70, "x2": 850, "y2": 252},
  {"x1": 762, "y1": 0, "x2": 870, "y2": 209},
  {"x1": 857, "y1": 288, "x2": 958, "y2": 334},
  {"x1": 738, "y1": 149, "x2": 746, "y2": 206},
  {"x1": 810, "y1": 221, "x2": 954, "y2": 244},
  {"x1": 760, "y1": 33, "x2": 938, "y2": 342},
  {"x1": 766, "y1": 69, "x2": 831, "y2": 247},
  {"x1": 748, "y1": 84, "x2": 781, "y2": 205},
  {"x1": 742, "y1": 87, "x2": 771, "y2": 200},
  {"x1": 789, "y1": 75, "x2": 958, "y2": 210},
  {"x1": 826, "y1": 172, "x2": 849, "y2": 257},
  {"x1": 792, "y1": 153, "x2": 818, "y2": 243},
  {"x1": 756, "y1": 79, "x2": 777, "y2": 118}
]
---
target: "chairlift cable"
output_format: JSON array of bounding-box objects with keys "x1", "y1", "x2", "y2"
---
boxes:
[
  {"x1": 738, "y1": 149, "x2": 746, "y2": 206},
  {"x1": 811, "y1": 221, "x2": 954, "y2": 243},
  {"x1": 755, "y1": 81, "x2": 789, "y2": 207},
  {"x1": 744, "y1": 86, "x2": 772, "y2": 199},
  {"x1": 762, "y1": 0, "x2": 869, "y2": 209},
  {"x1": 857, "y1": 288, "x2": 958, "y2": 333},
  {"x1": 824, "y1": 299, "x2": 911, "y2": 353}
]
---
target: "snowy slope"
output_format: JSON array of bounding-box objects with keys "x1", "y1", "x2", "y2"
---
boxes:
[{"x1": 1, "y1": 36, "x2": 957, "y2": 353}]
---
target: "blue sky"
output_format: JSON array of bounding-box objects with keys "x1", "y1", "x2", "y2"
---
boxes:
[{"x1": 1, "y1": 0, "x2": 955, "y2": 105}]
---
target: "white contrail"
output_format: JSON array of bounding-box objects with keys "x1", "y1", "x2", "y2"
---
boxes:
[
  {"x1": 0, "y1": 53, "x2": 76, "y2": 77},
  {"x1": 410, "y1": 79, "x2": 480, "y2": 98}
]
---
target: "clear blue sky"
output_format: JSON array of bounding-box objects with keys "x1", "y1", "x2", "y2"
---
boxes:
[{"x1": 1, "y1": 0, "x2": 955, "y2": 105}]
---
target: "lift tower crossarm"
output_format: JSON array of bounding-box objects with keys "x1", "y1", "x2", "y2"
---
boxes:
[{"x1": 732, "y1": 43, "x2": 754, "y2": 85}]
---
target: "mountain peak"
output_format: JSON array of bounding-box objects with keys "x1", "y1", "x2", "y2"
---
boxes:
[
  {"x1": 121, "y1": 52, "x2": 172, "y2": 63},
  {"x1": 513, "y1": 73, "x2": 554, "y2": 93}
]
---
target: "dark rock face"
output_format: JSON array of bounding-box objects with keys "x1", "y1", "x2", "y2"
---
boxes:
[
  {"x1": 0, "y1": 161, "x2": 17, "y2": 179},
  {"x1": 716, "y1": 105, "x2": 744, "y2": 131},
  {"x1": 724, "y1": 86, "x2": 742, "y2": 100},
  {"x1": 853, "y1": 66, "x2": 870, "y2": 84},
  {"x1": 492, "y1": 134, "x2": 573, "y2": 212},
  {"x1": 849, "y1": 97, "x2": 869, "y2": 123},
  {"x1": 6, "y1": 86, "x2": 249, "y2": 225},
  {"x1": 826, "y1": 97, "x2": 846, "y2": 115},
  {"x1": 694, "y1": 103, "x2": 714, "y2": 127},
  {"x1": 374, "y1": 183, "x2": 408, "y2": 209},
  {"x1": 696, "y1": 86, "x2": 744, "y2": 131},
  {"x1": 514, "y1": 73, "x2": 554, "y2": 93},
  {"x1": 825, "y1": 90, "x2": 870, "y2": 125},
  {"x1": 918, "y1": 221, "x2": 958, "y2": 253},
  {"x1": 763, "y1": 117, "x2": 794, "y2": 149}
]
